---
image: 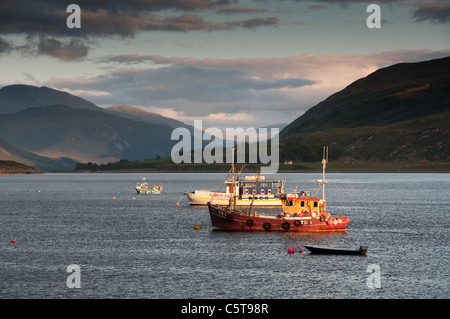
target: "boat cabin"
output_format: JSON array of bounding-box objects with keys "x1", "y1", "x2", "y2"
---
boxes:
[
  {"x1": 280, "y1": 193, "x2": 326, "y2": 218},
  {"x1": 225, "y1": 175, "x2": 285, "y2": 198}
]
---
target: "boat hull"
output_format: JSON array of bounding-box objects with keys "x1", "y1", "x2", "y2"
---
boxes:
[
  {"x1": 187, "y1": 191, "x2": 282, "y2": 206},
  {"x1": 304, "y1": 245, "x2": 367, "y2": 256},
  {"x1": 208, "y1": 203, "x2": 347, "y2": 232},
  {"x1": 135, "y1": 188, "x2": 161, "y2": 195}
]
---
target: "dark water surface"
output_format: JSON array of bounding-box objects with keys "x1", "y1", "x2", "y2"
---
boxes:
[{"x1": 1, "y1": 172, "x2": 448, "y2": 299}]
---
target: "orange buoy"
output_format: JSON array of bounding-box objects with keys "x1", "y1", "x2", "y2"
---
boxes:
[
  {"x1": 194, "y1": 225, "x2": 201, "y2": 230},
  {"x1": 176, "y1": 202, "x2": 180, "y2": 206},
  {"x1": 345, "y1": 217, "x2": 350, "y2": 223}
]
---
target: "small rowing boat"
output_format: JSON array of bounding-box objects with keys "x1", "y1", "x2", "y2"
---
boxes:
[{"x1": 304, "y1": 245, "x2": 367, "y2": 256}]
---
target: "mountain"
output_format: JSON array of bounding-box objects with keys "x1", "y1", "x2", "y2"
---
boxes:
[
  {"x1": 279, "y1": 56, "x2": 450, "y2": 163},
  {"x1": 0, "y1": 84, "x2": 99, "y2": 114},
  {"x1": 0, "y1": 104, "x2": 175, "y2": 164},
  {"x1": 106, "y1": 105, "x2": 190, "y2": 129},
  {"x1": 0, "y1": 84, "x2": 196, "y2": 169},
  {"x1": 0, "y1": 137, "x2": 76, "y2": 171},
  {"x1": 0, "y1": 160, "x2": 43, "y2": 174},
  {"x1": 281, "y1": 56, "x2": 450, "y2": 137}
]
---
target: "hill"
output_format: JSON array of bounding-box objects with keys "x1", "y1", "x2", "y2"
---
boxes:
[
  {"x1": 0, "y1": 84, "x2": 99, "y2": 114},
  {"x1": 0, "y1": 84, "x2": 196, "y2": 170},
  {"x1": 0, "y1": 104, "x2": 175, "y2": 164},
  {"x1": 0, "y1": 160, "x2": 43, "y2": 174},
  {"x1": 0, "y1": 137, "x2": 76, "y2": 171},
  {"x1": 106, "y1": 105, "x2": 190, "y2": 129},
  {"x1": 279, "y1": 56, "x2": 450, "y2": 164}
]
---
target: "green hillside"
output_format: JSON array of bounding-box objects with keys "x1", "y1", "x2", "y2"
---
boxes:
[
  {"x1": 278, "y1": 56, "x2": 450, "y2": 166},
  {"x1": 281, "y1": 56, "x2": 450, "y2": 137}
]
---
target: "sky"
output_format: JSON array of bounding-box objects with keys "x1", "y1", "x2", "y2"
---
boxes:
[{"x1": 0, "y1": 0, "x2": 449, "y2": 129}]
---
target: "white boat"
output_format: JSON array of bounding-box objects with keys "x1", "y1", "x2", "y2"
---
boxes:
[{"x1": 185, "y1": 173, "x2": 286, "y2": 207}]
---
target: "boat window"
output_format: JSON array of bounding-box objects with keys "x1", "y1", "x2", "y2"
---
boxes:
[
  {"x1": 300, "y1": 201, "x2": 305, "y2": 207},
  {"x1": 314, "y1": 202, "x2": 318, "y2": 208},
  {"x1": 285, "y1": 200, "x2": 294, "y2": 206}
]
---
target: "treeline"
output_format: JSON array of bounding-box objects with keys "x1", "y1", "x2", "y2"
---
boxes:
[{"x1": 75, "y1": 159, "x2": 159, "y2": 171}]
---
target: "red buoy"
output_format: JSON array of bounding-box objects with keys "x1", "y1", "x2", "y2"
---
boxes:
[
  {"x1": 9, "y1": 239, "x2": 16, "y2": 243},
  {"x1": 288, "y1": 247, "x2": 295, "y2": 254},
  {"x1": 298, "y1": 249, "x2": 303, "y2": 253}
]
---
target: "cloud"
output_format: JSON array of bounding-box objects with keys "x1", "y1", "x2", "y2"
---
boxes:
[
  {"x1": 0, "y1": 1, "x2": 278, "y2": 37},
  {"x1": 0, "y1": 34, "x2": 90, "y2": 61},
  {"x1": 35, "y1": 36, "x2": 90, "y2": 61},
  {"x1": 47, "y1": 64, "x2": 316, "y2": 114},
  {"x1": 307, "y1": 4, "x2": 328, "y2": 10},
  {"x1": 48, "y1": 49, "x2": 450, "y2": 128},
  {"x1": 217, "y1": 7, "x2": 271, "y2": 14},
  {"x1": 284, "y1": 0, "x2": 450, "y2": 23},
  {"x1": 413, "y1": 1, "x2": 450, "y2": 23},
  {"x1": 0, "y1": 37, "x2": 14, "y2": 54},
  {"x1": 0, "y1": 0, "x2": 279, "y2": 60}
]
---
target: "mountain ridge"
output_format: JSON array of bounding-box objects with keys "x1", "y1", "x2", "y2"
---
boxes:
[
  {"x1": 0, "y1": 104, "x2": 175, "y2": 165},
  {"x1": 0, "y1": 84, "x2": 99, "y2": 114},
  {"x1": 280, "y1": 56, "x2": 450, "y2": 138}
]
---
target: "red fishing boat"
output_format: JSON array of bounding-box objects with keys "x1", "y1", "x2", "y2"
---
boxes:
[{"x1": 207, "y1": 147, "x2": 350, "y2": 232}]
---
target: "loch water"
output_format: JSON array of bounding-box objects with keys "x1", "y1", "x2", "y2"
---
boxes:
[{"x1": 0, "y1": 172, "x2": 449, "y2": 299}]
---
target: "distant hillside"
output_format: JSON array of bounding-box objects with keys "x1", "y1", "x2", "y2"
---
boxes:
[
  {"x1": 106, "y1": 105, "x2": 190, "y2": 129},
  {"x1": 0, "y1": 137, "x2": 76, "y2": 171},
  {"x1": 0, "y1": 160, "x2": 43, "y2": 174},
  {"x1": 0, "y1": 104, "x2": 175, "y2": 164},
  {"x1": 279, "y1": 56, "x2": 450, "y2": 163},
  {"x1": 281, "y1": 56, "x2": 450, "y2": 137},
  {"x1": 0, "y1": 84, "x2": 197, "y2": 170},
  {"x1": 0, "y1": 84, "x2": 99, "y2": 114}
]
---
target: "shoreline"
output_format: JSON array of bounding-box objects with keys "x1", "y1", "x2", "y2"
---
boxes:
[{"x1": 54, "y1": 163, "x2": 450, "y2": 173}]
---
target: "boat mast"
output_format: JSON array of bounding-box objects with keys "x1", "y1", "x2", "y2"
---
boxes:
[
  {"x1": 249, "y1": 170, "x2": 261, "y2": 217},
  {"x1": 231, "y1": 147, "x2": 237, "y2": 212},
  {"x1": 321, "y1": 146, "x2": 328, "y2": 201}
]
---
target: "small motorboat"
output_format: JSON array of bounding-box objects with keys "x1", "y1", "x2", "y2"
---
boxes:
[
  {"x1": 135, "y1": 177, "x2": 163, "y2": 195},
  {"x1": 304, "y1": 245, "x2": 367, "y2": 256}
]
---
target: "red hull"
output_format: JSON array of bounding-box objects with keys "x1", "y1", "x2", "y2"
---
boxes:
[{"x1": 208, "y1": 203, "x2": 347, "y2": 232}]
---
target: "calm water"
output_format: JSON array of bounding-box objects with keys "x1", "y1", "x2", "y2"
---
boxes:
[{"x1": 0, "y1": 172, "x2": 449, "y2": 299}]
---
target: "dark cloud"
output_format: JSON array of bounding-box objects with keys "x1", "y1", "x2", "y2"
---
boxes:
[
  {"x1": 413, "y1": 1, "x2": 450, "y2": 24},
  {"x1": 48, "y1": 64, "x2": 316, "y2": 115},
  {"x1": 36, "y1": 36, "x2": 90, "y2": 61},
  {"x1": 217, "y1": 7, "x2": 271, "y2": 14},
  {"x1": 0, "y1": 37, "x2": 14, "y2": 54},
  {"x1": 0, "y1": 0, "x2": 278, "y2": 37},
  {"x1": 308, "y1": 4, "x2": 328, "y2": 10},
  {"x1": 0, "y1": 0, "x2": 279, "y2": 60},
  {"x1": 0, "y1": 34, "x2": 89, "y2": 61}
]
